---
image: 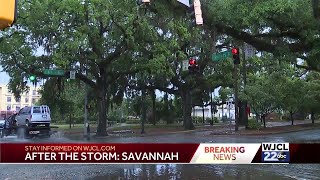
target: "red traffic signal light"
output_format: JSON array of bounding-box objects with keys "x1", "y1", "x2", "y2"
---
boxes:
[
  {"x1": 232, "y1": 48, "x2": 239, "y2": 55},
  {"x1": 189, "y1": 58, "x2": 196, "y2": 65},
  {"x1": 232, "y1": 48, "x2": 240, "y2": 64}
]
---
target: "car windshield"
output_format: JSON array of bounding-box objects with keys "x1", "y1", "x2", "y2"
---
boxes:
[{"x1": 32, "y1": 107, "x2": 41, "y2": 113}]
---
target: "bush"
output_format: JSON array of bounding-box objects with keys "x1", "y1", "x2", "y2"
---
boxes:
[
  {"x1": 248, "y1": 119, "x2": 262, "y2": 130},
  {"x1": 214, "y1": 117, "x2": 219, "y2": 123},
  {"x1": 162, "y1": 116, "x2": 175, "y2": 124},
  {"x1": 174, "y1": 118, "x2": 184, "y2": 123},
  {"x1": 126, "y1": 120, "x2": 140, "y2": 124},
  {"x1": 221, "y1": 116, "x2": 229, "y2": 123},
  {"x1": 192, "y1": 116, "x2": 203, "y2": 123}
]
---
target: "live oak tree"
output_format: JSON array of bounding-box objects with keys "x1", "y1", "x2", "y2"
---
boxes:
[{"x1": 0, "y1": 0, "x2": 148, "y2": 136}]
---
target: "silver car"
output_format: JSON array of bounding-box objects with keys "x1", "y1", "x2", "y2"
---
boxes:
[{"x1": 15, "y1": 105, "x2": 51, "y2": 127}]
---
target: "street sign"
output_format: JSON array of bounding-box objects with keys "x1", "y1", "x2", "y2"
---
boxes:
[
  {"x1": 70, "y1": 71, "x2": 76, "y2": 79},
  {"x1": 43, "y1": 69, "x2": 65, "y2": 76},
  {"x1": 177, "y1": 0, "x2": 190, "y2": 6},
  {"x1": 182, "y1": 60, "x2": 189, "y2": 71},
  {"x1": 212, "y1": 50, "x2": 232, "y2": 61},
  {"x1": 244, "y1": 43, "x2": 256, "y2": 59}
]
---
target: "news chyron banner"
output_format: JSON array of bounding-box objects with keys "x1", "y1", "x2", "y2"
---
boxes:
[{"x1": 0, "y1": 143, "x2": 319, "y2": 164}]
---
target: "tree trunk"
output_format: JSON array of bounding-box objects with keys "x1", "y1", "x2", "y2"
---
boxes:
[
  {"x1": 96, "y1": 71, "x2": 108, "y2": 136},
  {"x1": 290, "y1": 111, "x2": 294, "y2": 125},
  {"x1": 69, "y1": 113, "x2": 72, "y2": 129},
  {"x1": 222, "y1": 103, "x2": 224, "y2": 118},
  {"x1": 181, "y1": 89, "x2": 195, "y2": 130},
  {"x1": 202, "y1": 106, "x2": 205, "y2": 124},
  {"x1": 96, "y1": 92, "x2": 108, "y2": 136},
  {"x1": 311, "y1": 111, "x2": 315, "y2": 124},
  {"x1": 106, "y1": 93, "x2": 110, "y2": 115},
  {"x1": 210, "y1": 92, "x2": 214, "y2": 125},
  {"x1": 263, "y1": 114, "x2": 266, "y2": 128},
  {"x1": 238, "y1": 100, "x2": 244, "y2": 125},
  {"x1": 151, "y1": 90, "x2": 156, "y2": 126},
  {"x1": 244, "y1": 102, "x2": 249, "y2": 129},
  {"x1": 141, "y1": 90, "x2": 146, "y2": 134}
]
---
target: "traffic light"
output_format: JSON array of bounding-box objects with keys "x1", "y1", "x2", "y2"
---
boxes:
[
  {"x1": 188, "y1": 58, "x2": 200, "y2": 73},
  {"x1": 29, "y1": 75, "x2": 36, "y2": 81},
  {"x1": 0, "y1": 0, "x2": 17, "y2": 30},
  {"x1": 188, "y1": 0, "x2": 203, "y2": 26},
  {"x1": 232, "y1": 47, "x2": 240, "y2": 64}
]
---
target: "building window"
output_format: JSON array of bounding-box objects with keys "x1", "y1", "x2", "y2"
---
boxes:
[
  {"x1": 25, "y1": 98, "x2": 29, "y2": 103},
  {"x1": 32, "y1": 98, "x2": 36, "y2": 104},
  {"x1": 7, "y1": 97, "x2": 11, "y2": 102},
  {"x1": 16, "y1": 106, "x2": 20, "y2": 111},
  {"x1": 32, "y1": 90, "x2": 37, "y2": 95},
  {"x1": 7, "y1": 105, "x2": 11, "y2": 111},
  {"x1": 16, "y1": 98, "x2": 21, "y2": 103}
]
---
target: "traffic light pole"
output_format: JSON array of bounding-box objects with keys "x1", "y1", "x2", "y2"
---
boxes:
[{"x1": 234, "y1": 63, "x2": 239, "y2": 132}]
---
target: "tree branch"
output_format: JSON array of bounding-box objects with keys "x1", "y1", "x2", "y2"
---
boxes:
[
  {"x1": 296, "y1": 64, "x2": 320, "y2": 72},
  {"x1": 76, "y1": 72, "x2": 96, "y2": 89}
]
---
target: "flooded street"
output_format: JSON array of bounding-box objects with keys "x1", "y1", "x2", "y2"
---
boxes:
[{"x1": 1, "y1": 129, "x2": 320, "y2": 179}]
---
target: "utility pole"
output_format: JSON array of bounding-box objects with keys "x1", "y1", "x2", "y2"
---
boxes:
[
  {"x1": 234, "y1": 64, "x2": 239, "y2": 131},
  {"x1": 231, "y1": 48, "x2": 240, "y2": 132}
]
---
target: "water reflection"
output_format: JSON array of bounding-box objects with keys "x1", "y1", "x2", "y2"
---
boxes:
[{"x1": 90, "y1": 164, "x2": 298, "y2": 180}]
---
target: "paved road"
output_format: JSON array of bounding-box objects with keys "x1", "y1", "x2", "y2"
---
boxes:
[{"x1": 0, "y1": 129, "x2": 320, "y2": 180}]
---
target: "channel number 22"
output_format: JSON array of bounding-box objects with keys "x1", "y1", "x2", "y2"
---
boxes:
[{"x1": 263, "y1": 152, "x2": 285, "y2": 161}]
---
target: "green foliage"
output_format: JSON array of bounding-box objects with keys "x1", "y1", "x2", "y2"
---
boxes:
[
  {"x1": 2, "y1": 0, "x2": 320, "y2": 132},
  {"x1": 247, "y1": 119, "x2": 262, "y2": 130},
  {"x1": 214, "y1": 117, "x2": 219, "y2": 123},
  {"x1": 192, "y1": 116, "x2": 203, "y2": 123}
]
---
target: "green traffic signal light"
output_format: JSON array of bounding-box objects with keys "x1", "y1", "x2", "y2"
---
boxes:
[{"x1": 29, "y1": 75, "x2": 36, "y2": 81}]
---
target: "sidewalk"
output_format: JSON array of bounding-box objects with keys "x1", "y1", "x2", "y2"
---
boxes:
[{"x1": 211, "y1": 122, "x2": 320, "y2": 136}]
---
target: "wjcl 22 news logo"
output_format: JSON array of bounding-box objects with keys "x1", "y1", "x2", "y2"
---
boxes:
[{"x1": 261, "y1": 143, "x2": 290, "y2": 163}]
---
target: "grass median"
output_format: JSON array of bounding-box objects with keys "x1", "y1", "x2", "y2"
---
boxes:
[{"x1": 51, "y1": 122, "x2": 224, "y2": 135}]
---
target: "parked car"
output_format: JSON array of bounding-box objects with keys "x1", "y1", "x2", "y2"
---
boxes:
[
  {"x1": 0, "y1": 117, "x2": 5, "y2": 137},
  {"x1": 2, "y1": 114, "x2": 17, "y2": 136},
  {"x1": 15, "y1": 105, "x2": 51, "y2": 127}
]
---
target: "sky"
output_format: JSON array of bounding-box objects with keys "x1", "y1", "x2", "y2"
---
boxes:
[{"x1": 0, "y1": 71, "x2": 10, "y2": 84}]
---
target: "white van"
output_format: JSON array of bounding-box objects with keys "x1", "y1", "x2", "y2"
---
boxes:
[{"x1": 15, "y1": 105, "x2": 51, "y2": 127}]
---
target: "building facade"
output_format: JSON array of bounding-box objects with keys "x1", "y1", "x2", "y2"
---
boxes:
[
  {"x1": 0, "y1": 84, "x2": 41, "y2": 113},
  {"x1": 192, "y1": 104, "x2": 236, "y2": 119}
]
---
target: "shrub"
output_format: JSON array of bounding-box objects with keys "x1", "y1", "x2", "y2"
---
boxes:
[
  {"x1": 126, "y1": 120, "x2": 140, "y2": 124},
  {"x1": 205, "y1": 117, "x2": 211, "y2": 123},
  {"x1": 247, "y1": 119, "x2": 262, "y2": 130},
  {"x1": 192, "y1": 116, "x2": 203, "y2": 123},
  {"x1": 221, "y1": 116, "x2": 229, "y2": 123}
]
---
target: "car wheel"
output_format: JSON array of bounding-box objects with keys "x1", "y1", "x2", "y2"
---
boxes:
[{"x1": 26, "y1": 120, "x2": 32, "y2": 127}]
